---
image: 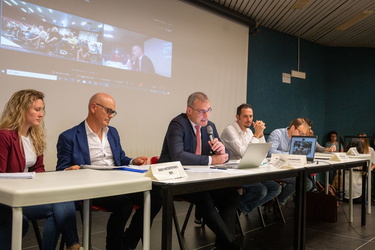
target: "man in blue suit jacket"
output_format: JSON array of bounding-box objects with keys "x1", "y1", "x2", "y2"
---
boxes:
[
  {"x1": 159, "y1": 92, "x2": 244, "y2": 250},
  {"x1": 56, "y1": 93, "x2": 162, "y2": 250}
]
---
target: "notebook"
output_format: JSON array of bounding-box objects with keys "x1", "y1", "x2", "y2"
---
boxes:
[
  {"x1": 216, "y1": 143, "x2": 272, "y2": 169},
  {"x1": 289, "y1": 136, "x2": 317, "y2": 163}
]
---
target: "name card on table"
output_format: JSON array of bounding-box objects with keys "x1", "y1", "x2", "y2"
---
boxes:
[
  {"x1": 346, "y1": 147, "x2": 360, "y2": 156},
  {"x1": 270, "y1": 154, "x2": 307, "y2": 169},
  {"x1": 330, "y1": 152, "x2": 350, "y2": 161},
  {"x1": 145, "y1": 161, "x2": 187, "y2": 180}
]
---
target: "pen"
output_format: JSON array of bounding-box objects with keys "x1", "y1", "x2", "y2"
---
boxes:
[{"x1": 210, "y1": 167, "x2": 227, "y2": 170}]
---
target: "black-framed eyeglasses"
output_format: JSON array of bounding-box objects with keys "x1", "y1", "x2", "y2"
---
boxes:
[
  {"x1": 189, "y1": 107, "x2": 212, "y2": 115},
  {"x1": 95, "y1": 103, "x2": 117, "y2": 117}
]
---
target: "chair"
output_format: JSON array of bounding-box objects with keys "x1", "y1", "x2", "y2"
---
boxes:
[
  {"x1": 58, "y1": 202, "x2": 139, "y2": 250},
  {"x1": 259, "y1": 197, "x2": 286, "y2": 226},
  {"x1": 180, "y1": 203, "x2": 245, "y2": 236}
]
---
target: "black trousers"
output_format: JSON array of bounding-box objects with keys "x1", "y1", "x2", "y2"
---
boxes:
[
  {"x1": 181, "y1": 187, "x2": 240, "y2": 249},
  {"x1": 92, "y1": 191, "x2": 162, "y2": 250}
]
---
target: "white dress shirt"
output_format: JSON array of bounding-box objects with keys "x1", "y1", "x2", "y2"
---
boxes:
[
  {"x1": 221, "y1": 121, "x2": 265, "y2": 160},
  {"x1": 85, "y1": 120, "x2": 114, "y2": 166}
]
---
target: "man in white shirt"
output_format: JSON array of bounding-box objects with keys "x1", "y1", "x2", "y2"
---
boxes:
[{"x1": 221, "y1": 104, "x2": 281, "y2": 215}]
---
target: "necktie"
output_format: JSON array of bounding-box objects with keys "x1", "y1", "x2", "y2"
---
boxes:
[{"x1": 195, "y1": 125, "x2": 201, "y2": 155}]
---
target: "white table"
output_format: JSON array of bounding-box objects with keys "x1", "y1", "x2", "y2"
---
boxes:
[
  {"x1": 0, "y1": 169, "x2": 152, "y2": 250},
  {"x1": 152, "y1": 164, "x2": 303, "y2": 250}
]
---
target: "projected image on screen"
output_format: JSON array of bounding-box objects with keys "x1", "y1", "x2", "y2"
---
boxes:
[{"x1": 0, "y1": 0, "x2": 172, "y2": 81}]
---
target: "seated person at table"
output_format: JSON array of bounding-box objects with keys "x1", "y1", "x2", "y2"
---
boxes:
[
  {"x1": 344, "y1": 135, "x2": 375, "y2": 204},
  {"x1": 267, "y1": 118, "x2": 313, "y2": 206},
  {"x1": 0, "y1": 89, "x2": 81, "y2": 250},
  {"x1": 221, "y1": 103, "x2": 281, "y2": 215},
  {"x1": 343, "y1": 138, "x2": 365, "y2": 203},
  {"x1": 325, "y1": 130, "x2": 344, "y2": 152},
  {"x1": 158, "y1": 92, "x2": 245, "y2": 250},
  {"x1": 56, "y1": 92, "x2": 162, "y2": 250}
]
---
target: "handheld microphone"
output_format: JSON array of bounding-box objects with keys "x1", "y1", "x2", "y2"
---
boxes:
[
  {"x1": 206, "y1": 125, "x2": 214, "y2": 142},
  {"x1": 206, "y1": 125, "x2": 217, "y2": 154}
]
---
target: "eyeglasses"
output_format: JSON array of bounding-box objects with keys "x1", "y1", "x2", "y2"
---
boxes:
[
  {"x1": 95, "y1": 103, "x2": 117, "y2": 117},
  {"x1": 189, "y1": 107, "x2": 212, "y2": 115},
  {"x1": 295, "y1": 127, "x2": 306, "y2": 136}
]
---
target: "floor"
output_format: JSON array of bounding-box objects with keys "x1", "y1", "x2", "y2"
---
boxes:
[{"x1": 22, "y1": 199, "x2": 375, "y2": 250}]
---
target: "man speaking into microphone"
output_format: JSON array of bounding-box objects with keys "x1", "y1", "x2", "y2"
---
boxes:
[{"x1": 158, "y1": 92, "x2": 245, "y2": 250}]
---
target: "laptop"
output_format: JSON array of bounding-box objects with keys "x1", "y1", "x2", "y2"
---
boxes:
[
  {"x1": 216, "y1": 143, "x2": 272, "y2": 169},
  {"x1": 289, "y1": 136, "x2": 317, "y2": 163}
]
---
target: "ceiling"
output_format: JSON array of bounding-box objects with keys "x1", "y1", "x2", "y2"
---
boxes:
[{"x1": 190, "y1": 0, "x2": 375, "y2": 48}]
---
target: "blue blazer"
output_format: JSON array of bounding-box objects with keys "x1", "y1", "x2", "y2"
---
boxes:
[
  {"x1": 56, "y1": 121, "x2": 132, "y2": 171},
  {"x1": 158, "y1": 113, "x2": 229, "y2": 165}
]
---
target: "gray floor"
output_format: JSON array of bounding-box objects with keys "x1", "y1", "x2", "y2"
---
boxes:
[{"x1": 22, "y1": 200, "x2": 375, "y2": 250}]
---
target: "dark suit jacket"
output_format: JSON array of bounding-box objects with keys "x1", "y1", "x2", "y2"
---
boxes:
[
  {"x1": 0, "y1": 129, "x2": 44, "y2": 173},
  {"x1": 159, "y1": 113, "x2": 228, "y2": 165},
  {"x1": 56, "y1": 121, "x2": 132, "y2": 171},
  {"x1": 133, "y1": 55, "x2": 155, "y2": 74}
]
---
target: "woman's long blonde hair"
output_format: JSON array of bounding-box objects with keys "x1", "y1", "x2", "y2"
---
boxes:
[{"x1": 0, "y1": 89, "x2": 46, "y2": 155}]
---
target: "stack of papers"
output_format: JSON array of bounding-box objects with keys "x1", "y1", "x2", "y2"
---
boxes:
[{"x1": 0, "y1": 172, "x2": 36, "y2": 179}]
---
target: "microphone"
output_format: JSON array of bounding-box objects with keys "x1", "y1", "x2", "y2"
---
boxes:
[
  {"x1": 206, "y1": 125, "x2": 214, "y2": 142},
  {"x1": 206, "y1": 125, "x2": 217, "y2": 154}
]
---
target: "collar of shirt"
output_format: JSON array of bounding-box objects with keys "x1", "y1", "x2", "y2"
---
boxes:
[
  {"x1": 234, "y1": 121, "x2": 250, "y2": 137},
  {"x1": 85, "y1": 120, "x2": 109, "y2": 136},
  {"x1": 189, "y1": 120, "x2": 200, "y2": 135},
  {"x1": 84, "y1": 120, "x2": 114, "y2": 166}
]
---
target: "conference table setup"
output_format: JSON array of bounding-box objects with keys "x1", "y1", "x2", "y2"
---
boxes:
[
  {"x1": 0, "y1": 157, "x2": 370, "y2": 250},
  {"x1": 151, "y1": 156, "x2": 370, "y2": 250},
  {"x1": 0, "y1": 169, "x2": 152, "y2": 250}
]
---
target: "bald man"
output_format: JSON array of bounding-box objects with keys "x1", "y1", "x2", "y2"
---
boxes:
[{"x1": 56, "y1": 93, "x2": 162, "y2": 250}]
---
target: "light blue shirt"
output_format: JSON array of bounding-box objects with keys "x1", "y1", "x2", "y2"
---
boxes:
[{"x1": 267, "y1": 127, "x2": 290, "y2": 157}]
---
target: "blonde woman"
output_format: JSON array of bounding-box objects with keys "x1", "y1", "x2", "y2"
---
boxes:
[{"x1": 0, "y1": 89, "x2": 81, "y2": 250}]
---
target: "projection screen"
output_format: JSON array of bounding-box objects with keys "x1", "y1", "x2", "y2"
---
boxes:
[{"x1": 0, "y1": 0, "x2": 248, "y2": 170}]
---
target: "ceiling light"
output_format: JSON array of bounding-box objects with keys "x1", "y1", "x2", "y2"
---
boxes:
[
  {"x1": 335, "y1": 10, "x2": 374, "y2": 31},
  {"x1": 291, "y1": 0, "x2": 311, "y2": 10}
]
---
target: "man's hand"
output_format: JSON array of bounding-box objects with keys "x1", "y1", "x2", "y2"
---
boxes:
[
  {"x1": 65, "y1": 165, "x2": 80, "y2": 171},
  {"x1": 253, "y1": 120, "x2": 266, "y2": 138},
  {"x1": 132, "y1": 156, "x2": 149, "y2": 165},
  {"x1": 208, "y1": 138, "x2": 226, "y2": 155},
  {"x1": 211, "y1": 153, "x2": 229, "y2": 165}
]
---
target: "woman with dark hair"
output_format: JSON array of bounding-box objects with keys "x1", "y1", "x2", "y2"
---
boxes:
[{"x1": 0, "y1": 89, "x2": 81, "y2": 250}]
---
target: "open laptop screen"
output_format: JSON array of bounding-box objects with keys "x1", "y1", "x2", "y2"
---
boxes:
[{"x1": 289, "y1": 136, "x2": 317, "y2": 162}]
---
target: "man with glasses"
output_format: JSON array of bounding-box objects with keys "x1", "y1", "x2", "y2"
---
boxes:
[
  {"x1": 267, "y1": 118, "x2": 313, "y2": 207},
  {"x1": 159, "y1": 92, "x2": 245, "y2": 250},
  {"x1": 56, "y1": 93, "x2": 162, "y2": 250}
]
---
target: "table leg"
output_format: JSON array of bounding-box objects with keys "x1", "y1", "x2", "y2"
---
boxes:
[
  {"x1": 143, "y1": 191, "x2": 151, "y2": 250},
  {"x1": 11, "y1": 207, "x2": 22, "y2": 250},
  {"x1": 367, "y1": 160, "x2": 371, "y2": 214},
  {"x1": 82, "y1": 199, "x2": 90, "y2": 249},
  {"x1": 361, "y1": 161, "x2": 367, "y2": 225},
  {"x1": 294, "y1": 171, "x2": 305, "y2": 250},
  {"x1": 161, "y1": 188, "x2": 174, "y2": 250},
  {"x1": 349, "y1": 168, "x2": 353, "y2": 222},
  {"x1": 325, "y1": 171, "x2": 329, "y2": 195}
]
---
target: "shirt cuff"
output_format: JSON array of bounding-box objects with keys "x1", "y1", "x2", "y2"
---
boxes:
[{"x1": 208, "y1": 156, "x2": 212, "y2": 166}]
